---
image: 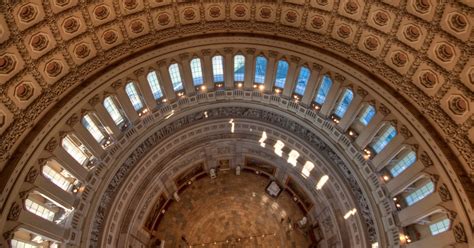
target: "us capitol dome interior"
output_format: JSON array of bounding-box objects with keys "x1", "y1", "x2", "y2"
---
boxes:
[{"x1": 0, "y1": 0, "x2": 472, "y2": 247}]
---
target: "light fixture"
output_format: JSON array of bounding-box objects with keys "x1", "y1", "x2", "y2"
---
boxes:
[{"x1": 383, "y1": 175, "x2": 390, "y2": 181}]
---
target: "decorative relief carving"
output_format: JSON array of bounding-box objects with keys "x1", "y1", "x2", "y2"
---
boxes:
[
  {"x1": 391, "y1": 51, "x2": 408, "y2": 67},
  {"x1": 379, "y1": 104, "x2": 391, "y2": 116},
  {"x1": 124, "y1": 0, "x2": 138, "y2": 10},
  {"x1": 157, "y1": 13, "x2": 170, "y2": 26},
  {"x1": 337, "y1": 25, "x2": 351, "y2": 39},
  {"x1": 420, "y1": 151, "x2": 433, "y2": 167},
  {"x1": 62, "y1": 17, "x2": 80, "y2": 33},
  {"x1": 24, "y1": 167, "x2": 39, "y2": 183},
  {"x1": 400, "y1": 125, "x2": 412, "y2": 138},
  {"x1": 88, "y1": 95, "x2": 100, "y2": 106},
  {"x1": 413, "y1": 0, "x2": 431, "y2": 14},
  {"x1": 311, "y1": 16, "x2": 325, "y2": 29},
  {"x1": 373, "y1": 11, "x2": 389, "y2": 26},
  {"x1": 364, "y1": 36, "x2": 379, "y2": 51},
  {"x1": 419, "y1": 70, "x2": 437, "y2": 88},
  {"x1": 356, "y1": 87, "x2": 368, "y2": 97},
  {"x1": 438, "y1": 183, "x2": 452, "y2": 202},
  {"x1": 130, "y1": 20, "x2": 145, "y2": 34},
  {"x1": 453, "y1": 223, "x2": 467, "y2": 243},
  {"x1": 285, "y1": 11, "x2": 298, "y2": 23},
  {"x1": 45, "y1": 60, "x2": 62, "y2": 77},
  {"x1": 0, "y1": 54, "x2": 16, "y2": 74},
  {"x1": 7, "y1": 202, "x2": 21, "y2": 221},
  {"x1": 259, "y1": 7, "x2": 272, "y2": 19},
  {"x1": 208, "y1": 6, "x2": 221, "y2": 18},
  {"x1": 14, "y1": 83, "x2": 34, "y2": 101},
  {"x1": 448, "y1": 96, "x2": 468, "y2": 115},
  {"x1": 334, "y1": 73, "x2": 345, "y2": 82},
  {"x1": 183, "y1": 8, "x2": 196, "y2": 21},
  {"x1": 66, "y1": 114, "x2": 79, "y2": 126},
  {"x1": 344, "y1": 1, "x2": 359, "y2": 14},
  {"x1": 45, "y1": 137, "x2": 58, "y2": 152},
  {"x1": 30, "y1": 33, "x2": 49, "y2": 51},
  {"x1": 18, "y1": 4, "x2": 37, "y2": 23},
  {"x1": 234, "y1": 5, "x2": 247, "y2": 18},
  {"x1": 74, "y1": 43, "x2": 90, "y2": 59},
  {"x1": 102, "y1": 30, "x2": 118, "y2": 45},
  {"x1": 403, "y1": 25, "x2": 421, "y2": 42},
  {"x1": 448, "y1": 13, "x2": 468, "y2": 33},
  {"x1": 435, "y1": 43, "x2": 455, "y2": 62},
  {"x1": 94, "y1": 5, "x2": 110, "y2": 20}
]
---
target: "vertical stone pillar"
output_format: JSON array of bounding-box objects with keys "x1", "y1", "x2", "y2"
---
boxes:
[
  {"x1": 282, "y1": 56, "x2": 300, "y2": 98},
  {"x1": 319, "y1": 73, "x2": 343, "y2": 117},
  {"x1": 179, "y1": 52, "x2": 196, "y2": 95},
  {"x1": 134, "y1": 68, "x2": 158, "y2": 110},
  {"x1": 263, "y1": 50, "x2": 278, "y2": 94},
  {"x1": 301, "y1": 64, "x2": 323, "y2": 107},
  {"x1": 243, "y1": 48, "x2": 256, "y2": 90},
  {"x1": 224, "y1": 47, "x2": 234, "y2": 89},
  {"x1": 156, "y1": 59, "x2": 176, "y2": 102}
]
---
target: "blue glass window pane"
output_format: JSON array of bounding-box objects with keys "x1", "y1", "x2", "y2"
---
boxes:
[
  {"x1": 405, "y1": 181, "x2": 434, "y2": 206},
  {"x1": 274, "y1": 60, "x2": 289, "y2": 88},
  {"x1": 234, "y1": 55, "x2": 245, "y2": 82},
  {"x1": 390, "y1": 151, "x2": 416, "y2": 177},
  {"x1": 190, "y1": 58, "x2": 203, "y2": 86},
  {"x1": 333, "y1": 89, "x2": 353, "y2": 118},
  {"x1": 125, "y1": 83, "x2": 144, "y2": 111},
  {"x1": 294, "y1": 67, "x2": 310, "y2": 96},
  {"x1": 212, "y1": 56, "x2": 224, "y2": 83},
  {"x1": 371, "y1": 125, "x2": 397, "y2": 153},
  {"x1": 147, "y1": 71, "x2": 163, "y2": 99},
  {"x1": 254, "y1": 56, "x2": 267, "y2": 84},
  {"x1": 314, "y1": 75, "x2": 332, "y2": 105},
  {"x1": 429, "y1": 219, "x2": 450, "y2": 236},
  {"x1": 168, "y1": 64, "x2": 184, "y2": 92},
  {"x1": 104, "y1": 96, "x2": 125, "y2": 126},
  {"x1": 359, "y1": 105, "x2": 376, "y2": 126}
]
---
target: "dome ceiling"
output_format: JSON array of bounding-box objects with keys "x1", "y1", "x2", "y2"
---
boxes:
[{"x1": 0, "y1": 0, "x2": 472, "y2": 177}]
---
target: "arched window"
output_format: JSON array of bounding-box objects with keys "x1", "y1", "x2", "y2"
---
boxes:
[
  {"x1": 125, "y1": 82, "x2": 144, "y2": 112},
  {"x1": 81, "y1": 113, "x2": 109, "y2": 145},
  {"x1": 314, "y1": 75, "x2": 332, "y2": 105},
  {"x1": 103, "y1": 96, "x2": 126, "y2": 127},
  {"x1": 24, "y1": 191, "x2": 72, "y2": 224},
  {"x1": 370, "y1": 125, "x2": 397, "y2": 153},
  {"x1": 212, "y1": 55, "x2": 224, "y2": 83},
  {"x1": 294, "y1": 66, "x2": 310, "y2": 96},
  {"x1": 190, "y1": 58, "x2": 203, "y2": 86},
  {"x1": 42, "y1": 160, "x2": 77, "y2": 192},
  {"x1": 147, "y1": 71, "x2": 163, "y2": 99},
  {"x1": 25, "y1": 197, "x2": 56, "y2": 221},
  {"x1": 359, "y1": 105, "x2": 376, "y2": 126},
  {"x1": 254, "y1": 56, "x2": 267, "y2": 84},
  {"x1": 333, "y1": 89, "x2": 353, "y2": 118},
  {"x1": 234, "y1": 55, "x2": 245, "y2": 82},
  {"x1": 168, "y1": 63, "x2": 184, "y2": 92},
  {"x1": 429, "y1": 218, "x2": 450, "y2": 236},
  {"x1": 274, "y1": 60, "x2": 289, "y2": 89},
  {"x1": 389, "y1": 151, "x2": 416, "y2": 177},
  {"x1": 61, "y1": 134, "x2": 93, "y2": 166},
  {"x1": 405, "y1": 181, "x2": 434, "y2": 206},
  {"x1": 302, "y1": 161, "x2": 314, "y2": 178},
  {"x1": 10, "y1": 229, "x2": 59, "y2": 248}
]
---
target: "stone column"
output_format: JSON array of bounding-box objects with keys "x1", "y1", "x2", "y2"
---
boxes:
[
  {"x1": 282, "y1": 56, "x2": 300, "y2": 98},
  {"x1": 113, "y1": 81, "x2": 140, "y2": 124},
  {"x1": 263, "y1": 50, "x2": 278, "y2": 94},
  {"x1": 319, "y1": 73, "x2": 343, "y2": 117},
  {"x1": 179, "y1": 53, "x2": 196, "y2": 95},
  {"x1": 338, "y1": 87, "x2": 366, "y2": 131},
  {"x1": 354, "y1": 105, "x2": 389, "y2": 149},
  {"x1": 243, "y1": 48, "x2": 256, "y2": 90},
  {"x1": 301, "y1": 64, "x2": 323, "y2": 107},
  {"x1": 134, "y1": 68, "x2": 158, "y2": 110},
  {"x1": 156, "y1": 59, "x2": 176, "y2": 102},
  {"x1": 201, "y1": 49, "x2": 214, "y2": 91},
  {"x1": 93, "y1": 99, "x2": 122, "y2": 139},
  {"x1": 224, "y1": 47, "x2": 234, "y2": 89}
]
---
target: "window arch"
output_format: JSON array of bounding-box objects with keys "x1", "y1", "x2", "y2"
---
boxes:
[
  {"x1": 61, "y1": 134, "x2": 94, "y2": 166},
  {"x1": 212, "y1": 55, "x2": 224, "y2": 83},
  {"x1": 314, "y1": 75, "x2": 333, "y2": 105},
  {"x1": 234, "y1": 55, "x2": 245, "y2": 82},
  {"x1": 294, "y1": 66, "x2": 310, "y2": 96},
  {"x1": 10, "y1": 229, "x2": 60, "y2": 248},
  {"x1": 254, "y1": 56, "x2": 267, "y2": 84},
  {"x1": 168, "y1": 63, "x2": 184, "y2": 92},
  {"x1": 190, "y1": 58, "x2": 204, "y2": 86},
  {"x1": 405, "y1": 180, "x2": 435, "y2": 206},
  {"x1": 333, "y1": 89, "x2": 353, "y2": 118},
  {"x1": 147, "y1": 71, "x2": 164, "y2": 100},
  {"x1": 24, "y1": 191, "x2": 72, "y2": 224},
  {"x1": 103, "y1": 96, "x2": 127, "y2": 127},
  {"x1": 81, "y1": 113, "x2": 111, "y2": 146},
  {"x1": 389, "y1": 150, "x2": 416, "y2": 177},
  {"x1": 42, "y1": 160, "x2": 78, "y2": 192},
  {"x1": 370, "y1": 124, "x2": 397, "y2": 153},
  {"x1": 429, "y1": 218, "x2": 451, "y2": 236},
  {"x1": 125, "y1": 82, "x2": 144, "y2": 112},
  {"x1": 358, "y1": 104, "x2": 376, "y2": 126},
  {"x1": 274, "y1": 60, "x2": 289, "y2": 89}
]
